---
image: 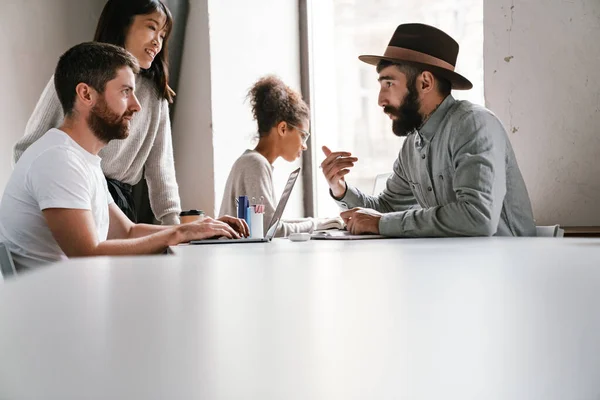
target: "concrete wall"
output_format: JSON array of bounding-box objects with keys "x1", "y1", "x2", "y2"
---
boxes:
[
  {"x1": 485, "y1": 0, "x2": 600, "y2": 226},
  {"x1": 0, "y1": 0, "x2": 104, "y2": 193}
]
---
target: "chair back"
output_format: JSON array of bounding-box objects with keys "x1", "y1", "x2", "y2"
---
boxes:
[
  {"x1": 536, "y1": 225, "x2": 564, "y2": 238},
  {"x1": 372, "y1": 172, "x2": 392, "y2": 196},
  {"x1": 0, "y1": 242, "x2": 17, "y2": 280}
]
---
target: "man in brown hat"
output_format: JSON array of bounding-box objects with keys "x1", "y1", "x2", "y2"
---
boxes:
[{"x1": 320, "y1": 23, "x2": 535, "y2": 237}]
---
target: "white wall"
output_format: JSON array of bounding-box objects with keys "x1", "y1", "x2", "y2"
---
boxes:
[
  {"x1": 485, "y1": 0, "x2": 600, "y2": 226},
  {"x1": 0, "y1": 0, "x2": 104, "y2": 193},
  {"x1": 174, "y1": 0, "x2": 304, "y2": 217},
  {"x1": 171, "y1": 0, "x2": 216, "y2": 215}
]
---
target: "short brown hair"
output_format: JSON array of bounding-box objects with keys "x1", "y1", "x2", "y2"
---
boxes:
[
  {"x1": 248, "y1": 75, "x2": 310, "y2": 137},
  {"x1": 54, "y1": 41, "x2": 140, "y2": 115}
]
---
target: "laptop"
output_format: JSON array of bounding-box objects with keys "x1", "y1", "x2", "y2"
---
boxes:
[{"x1": 189, "y1": 167, "x2": 301, "y2": 245}]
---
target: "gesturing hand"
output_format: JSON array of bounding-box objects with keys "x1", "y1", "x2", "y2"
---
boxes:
[{"x1": 320, "y1": 146, "x2": 358, "y2": 198}]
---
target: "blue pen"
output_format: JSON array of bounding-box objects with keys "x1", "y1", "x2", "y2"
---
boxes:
[{"x1": 237, "y1": 195, "x2": 248, "y2": 220}]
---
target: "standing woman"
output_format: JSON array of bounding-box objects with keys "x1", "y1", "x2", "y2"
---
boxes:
[{"x1": 13, "y1": 0, "x2": 181, "y2": 224}]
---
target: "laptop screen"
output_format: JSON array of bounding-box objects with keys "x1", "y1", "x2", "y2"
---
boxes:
[{"x1": 265, "y1": 167, "x2": 301, "y2": 240}]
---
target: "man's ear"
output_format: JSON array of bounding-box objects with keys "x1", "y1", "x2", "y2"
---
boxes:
[
  {"x1": 74, "y1": 83, "x2": 96, "y2": 109},
  {"x1": 419, "y1": 71, "x2": 436, "y2": 94},
  {"x1": 277, "y1": 121, "x2": 288, "y2": 137}
]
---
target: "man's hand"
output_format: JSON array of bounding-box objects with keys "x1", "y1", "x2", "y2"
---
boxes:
[
  {"x1": 315, "y1": 216, "x2": 345, "y2": 231},
  {"x1": 340, "y1": 207, "x2": 382, "y2": 235},
  {"x1": 179, "y1": 216, "x2": 246, "y2": 242},
  {"x1": 320, "y1": 146, "x2": 358, "y2": 198},
  {"x1": 217, "y1": 215, "x2": 250, "y2": 238}
]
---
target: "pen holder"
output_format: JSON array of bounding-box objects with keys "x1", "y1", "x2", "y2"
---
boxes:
[{"x1": 249, "y1": 207, "x2": 264, "y2": 239}]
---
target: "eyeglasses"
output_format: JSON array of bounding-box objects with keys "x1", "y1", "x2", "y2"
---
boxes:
[{"x1": 288, "y1": 123, "x2": 311, "y2": 145}]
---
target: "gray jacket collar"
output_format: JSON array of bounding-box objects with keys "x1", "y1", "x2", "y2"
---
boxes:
[{"x1": 417, "y1": 94, "x2": 456, "y2": 143}]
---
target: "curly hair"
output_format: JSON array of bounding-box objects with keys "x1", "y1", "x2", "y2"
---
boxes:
[{"x1": 248, "y1": 75, "x2": 310, "y2": 137}]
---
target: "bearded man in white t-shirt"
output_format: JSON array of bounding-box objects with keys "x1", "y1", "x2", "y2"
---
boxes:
[{"x1": 0, "y1": 42, "x2": 248, "y2": 270}]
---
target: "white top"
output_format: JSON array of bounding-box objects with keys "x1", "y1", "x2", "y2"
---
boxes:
[
  {"x1": 0, "y1": 129, "x2": 113, "y2": 270},
  {"x1": 13, "y1": 75, "x2": 181, "y2": 224},
  {"x1": 1, "y1": 238, "x2": 600, "y2": 399}
]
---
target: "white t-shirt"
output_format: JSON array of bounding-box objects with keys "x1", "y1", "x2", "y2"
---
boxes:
[{"x1": 0, "y1": 129, "x2": 113, "y2": 270}]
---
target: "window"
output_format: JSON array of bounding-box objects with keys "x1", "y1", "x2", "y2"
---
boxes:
[{"x1": 307, "y1": 0, "x2": 483, "y2": 217}]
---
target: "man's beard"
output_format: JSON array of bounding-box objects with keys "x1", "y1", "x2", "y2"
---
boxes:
[
  {"x1": 383, "y1": 78, "x2": 423, "y2": 137},
  {"x1": 87, "y1": 95, "x2": 133, "y2": 143}
]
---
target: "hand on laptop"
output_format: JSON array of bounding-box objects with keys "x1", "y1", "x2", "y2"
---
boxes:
[
  {"x1": 320, "y1": 146, "x2": 358, "y2": 199},
  {"x1": 340, "y1": 208, "x2": 382, "y2": 235},
  {"x1": 217, "y1": 215, "x2": 250, "y2": 238},
  {"x1": 179, "y1": 215, "x2": 248, "y2": 242}
]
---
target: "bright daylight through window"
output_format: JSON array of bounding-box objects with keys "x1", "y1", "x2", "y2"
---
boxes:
[{"x1": 308, "y1": 0, "x2": 483, "y2": 217}]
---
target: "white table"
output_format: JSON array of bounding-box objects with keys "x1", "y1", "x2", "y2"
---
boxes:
[{"x1": 2, "y1": 237, "x2": 600, "y2": 399}]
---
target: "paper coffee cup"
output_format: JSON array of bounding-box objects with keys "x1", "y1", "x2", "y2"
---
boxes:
[{"x1": 180, "y1": 209, "x2": 204, "y2": 224}]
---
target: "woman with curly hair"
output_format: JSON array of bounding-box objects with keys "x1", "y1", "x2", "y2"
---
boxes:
[{"x1": 219, "y1": 75, "x2": 342, "y2": 237}]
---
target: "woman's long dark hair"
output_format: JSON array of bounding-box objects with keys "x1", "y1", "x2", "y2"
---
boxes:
[{"x1": 94, "y1": 0, "x2": 175, "y2": 103}]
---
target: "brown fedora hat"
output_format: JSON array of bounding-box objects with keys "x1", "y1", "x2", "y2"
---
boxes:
[{"x1": 359, "y1": 23, "x2": 472, "y2": 90}]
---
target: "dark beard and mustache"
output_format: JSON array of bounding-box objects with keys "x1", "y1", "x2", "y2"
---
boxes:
[
  {"x1": 383, "y1": 78, "x2": 423, "y2": 137},
  {"x1": 87, "y1": 95, "x2": 135, "y2": 143}
]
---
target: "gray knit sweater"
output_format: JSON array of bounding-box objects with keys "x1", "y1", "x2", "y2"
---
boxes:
[
  {"x1": 219, "y1": 150, "x2": 316, "y2": 237},
  {"x1": 13, "y1": 75, "x2": 181, "y2": 224}
]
